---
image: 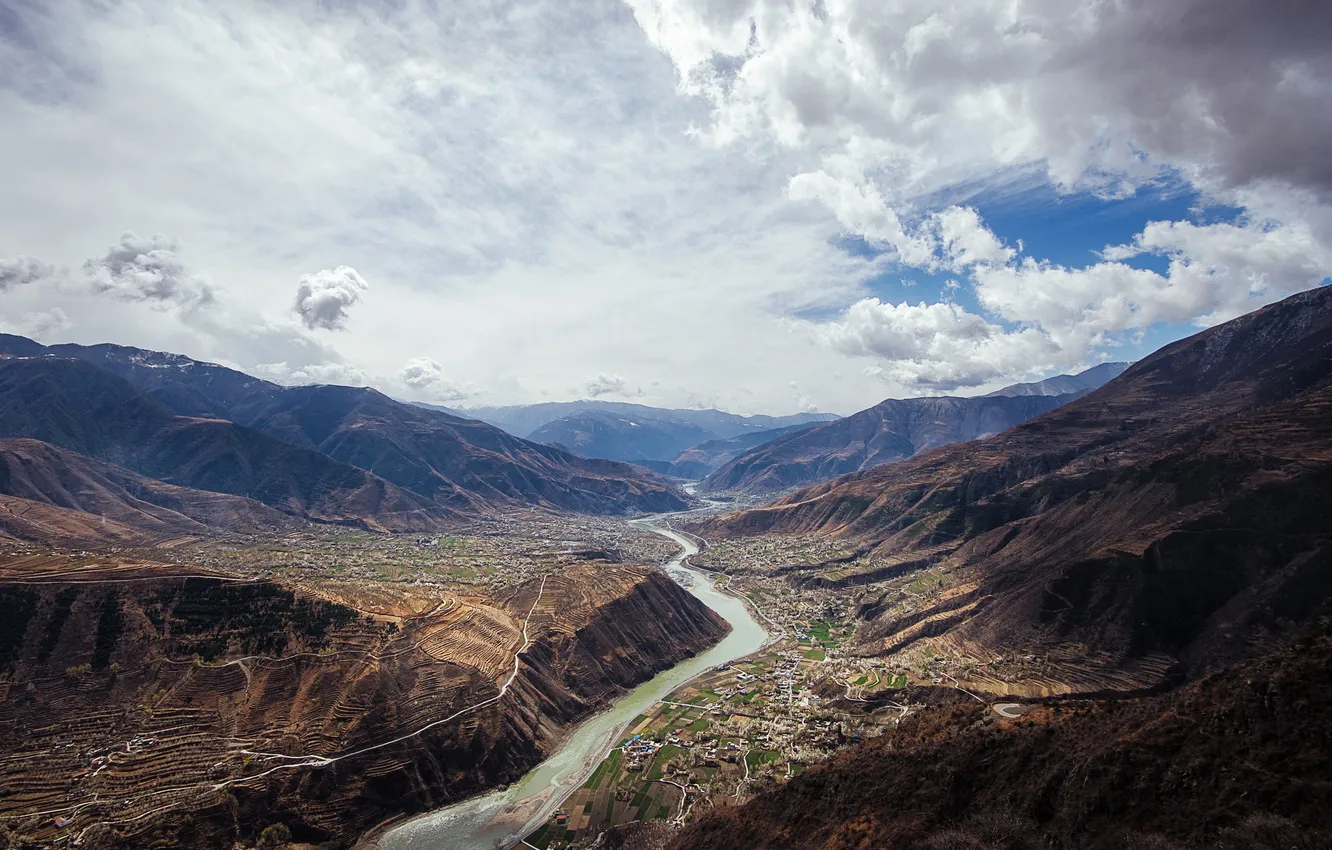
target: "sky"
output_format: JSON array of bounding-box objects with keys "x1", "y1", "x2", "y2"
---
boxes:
[{"x1": 1, "y1": 0, "x2": 1329, "y2": 416}]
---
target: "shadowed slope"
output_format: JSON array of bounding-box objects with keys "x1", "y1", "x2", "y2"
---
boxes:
[
  {"x1": 0, "y1": 438, "x2": 298, "y2": 543},
  {"x1": 0, "y1": 357, "x2": 452, "y2": 531},
  {"x1": 670, "y1": 629, "x2": 1332, "y2": 850},
  {"x1": 700, "y1": 287, "x2": 1332, "y2": 690},
  {"x1": 0, "y1": 338, "x2": 688, "y2": 515},
  {"x1": 702, "y1": 392, "x2": 1085, "y2": 493}
]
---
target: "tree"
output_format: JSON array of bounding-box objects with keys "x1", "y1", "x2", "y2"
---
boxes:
[{"x1": 258, "y1": 823, "x2": 291, "y2": 848}]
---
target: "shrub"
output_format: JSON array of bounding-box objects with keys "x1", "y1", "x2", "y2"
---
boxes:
[{"x1": 258, "y1": 822, "x2": 292, "y2": 848}]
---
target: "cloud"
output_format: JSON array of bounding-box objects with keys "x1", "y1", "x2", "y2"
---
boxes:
[
  {"x1": 254, "y1": 360, "x2": 369, "y2": 387},
  {"x1": 0, "y1": 308, "x2": 70, "y2": 339},
  {"x1": 400, "y1": 357, "x2": 445, "y2": 388},
  {"x1": 83, "y1": 232, "x2": 215, "y2": 310},
  {"x1": 399, "y1": 357, "x2": 473, "y2": 401},
  {"x1": 0, "y1": 0, "x2": 1327, "y2": 414},
  {"x1": 788, "y1": 171, "x2": 936, "y2": 267},
  {"x1": 933, "y1": 206, "x2": 1015, "y2": 270},
  {"x1": 974, "y1": 215, "x2": 1332, "y2": 349},
  {"x1": 292, "y1": 266, "x2": 368, "y2": 331},
  {"x1": 631, "y1": 0, "x2": 1332, "y2": 200},
  {"x1": 0, "y1": 256, "x2": 54, "y2": 291},
  {"x1": 815, "y1": 298, "x2": 1060, "y2": 388},
  {"x1": 584, "y1": 374, "x2": 635, "y2": 398}
]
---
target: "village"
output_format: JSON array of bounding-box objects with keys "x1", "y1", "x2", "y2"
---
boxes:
[
  {"x1": 146, "y1": 509, "x2": 681, "y2": 597},
  {"x1": 522, "y1": 622, "x2": 913, "y2": 849}
]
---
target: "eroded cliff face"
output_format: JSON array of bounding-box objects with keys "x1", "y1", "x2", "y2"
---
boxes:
[{"x1": 0, "y1": 563, "x2": 728, "y2": 849}]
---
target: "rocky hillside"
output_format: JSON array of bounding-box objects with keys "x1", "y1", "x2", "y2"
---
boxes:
[
  {"x1": 698, "y1": 287, "x2": 1332, "y2": 694},
  {"x1": 0, "y1": 561, "x2": 728, "y2": 849},
  {"x1": 0, "y1": 338, "x2": 688, "y2": 518},
  {"x1": 669, "y1": 627, "x2": 1332, "y2": 850},
  {"x1": 702, "y1": 393, "x2": 1084, "y2": 493}
]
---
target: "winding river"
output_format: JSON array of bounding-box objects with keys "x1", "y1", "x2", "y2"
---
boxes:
[{"x1": 378, "y1": 512, "x2": 771, "y2": 850}]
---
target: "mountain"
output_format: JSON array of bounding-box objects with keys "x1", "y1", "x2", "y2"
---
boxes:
[
  {"x1": 434, "y1": 399, "x2": 837, "y2": 461},
  {"x1": 669, "y1": 630, "x2": 1332, "y2": 850},
  {"x1": 984, "y1": 361, "x2": 1130, "y2": 397},
  {"x1": 0, "y1": 356, "x2": 451, "y2": 531},
  {"x1": 699, "y1": 286, "x2": 1332, "y2": 692},
  {"x1": 237, "y1": 385, "x2": 689, "y2": 514},
  {"x1": 528, "y1": 409, "x2": 716, "y2": 463},
  {"x1": 0, "y1": 338, "x2": 688, "y2": 516},
  {"x1": 701, "y1": 392, "x2": 1088, "y2": 494},
  {"x1": 665, "y1": 422, "x2": 827, "y2": 480},
  {"x1": 0, "y1": 437, "x2": 297, "y2": 543}
]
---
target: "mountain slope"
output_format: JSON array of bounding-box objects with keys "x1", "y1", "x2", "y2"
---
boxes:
[
  {"x1": 702, "y1": 393, "x2": 1085, "y2": 493},
  {"x1": 666, "y1": 422, "x2": 825, "y2": 479},
  {"x1": 444, "y1": 399, "x2": 836, "y2": 454},
  {"x1": 699, "y1": 286, "x2": 1332, "y2": 692},
  {"x1": 239, "y1": 386, "x2": 689, "y2": 514},
  {"x1": 0, "y1": 357, "x2": 452, "y2": 531},
  {"x1": 0, "y1": 340, "x2": 688, "y2": 515},
  {"x1": 670, "y1": 630, "x2": 1332, "y2": 850},
  {"x1": 0, "y1": 438, "x2": 296, "y2": 543},
  {"x1": 983, "y1": 361, "x2": 1130, "y2": 397},
  {"x1": 527, "y1": 409, "x2": 716, "y2": 463}
]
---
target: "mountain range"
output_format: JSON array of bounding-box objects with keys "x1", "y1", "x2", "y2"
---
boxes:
[
  {"x1": 698, "y1": 286, "x2": 1332, "y2": 691},
  {"x1": 420, "y1": 399, "x2": 837, "y2": 463},
  {"x1": 0, "y1": 336, "x2": 688, "y2": 539},
  {"x1": 983, "y1": 361, "x2": 1129, "y2": 397},
  {"x1": 701, "y1": 364, "x2": 1127, "y2": 493}
]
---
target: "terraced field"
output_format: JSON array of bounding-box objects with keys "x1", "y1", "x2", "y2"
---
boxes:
[{"x1": 0, "y1": 554, "x2": 729, "y2": 849}]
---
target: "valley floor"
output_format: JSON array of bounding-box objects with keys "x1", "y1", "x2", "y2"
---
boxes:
[{"x1": 0, "y1": 512, "x2": 724, "y2": 849}]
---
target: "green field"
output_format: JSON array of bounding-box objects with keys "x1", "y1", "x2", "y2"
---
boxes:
[
  {"x1": 745, "y1": 749, "x2": 782, "y2": 770},
  {"x1": 647, "y1": 744, "x2": 680, "y2": 780},
  {"x1": 582, "y1": 748, "x2": 622, "y2": 790}
]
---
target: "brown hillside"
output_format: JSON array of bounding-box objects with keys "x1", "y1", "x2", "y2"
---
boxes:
[
  {"x1": 670, "y1": 628, "x2": 1332, "y2": 850},
  {"x1": 0, "y1": 562, "x2": 728, "y2": 849},
  {"x1": 696, "y1": 286, "x2": 1332, "y2": 692}
]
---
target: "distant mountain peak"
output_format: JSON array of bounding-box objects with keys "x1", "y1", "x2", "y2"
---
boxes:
[{"x1": 984, "y1": 362, "x2": 1131, "y2": 398}]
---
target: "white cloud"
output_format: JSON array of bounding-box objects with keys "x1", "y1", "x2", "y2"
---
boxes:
[
  {"x1": 629, "y1": 0, "x2": 1332, "y2": 390},
  {"x1": 82, "y1": 232, "x2": 214, "y2": 310},
  {"x1": 933, "y1": 206, "x2": 1014, "y2": 270},
  {"x1": 630, "y1": 0, "x2": 1332, "y2": 201},
  {"x1": 399, "y1": 357, "x2": 473, "y2": 401},
  {"x1": 0, "y1": 0, "x2": 1327, "y2": 414},
  {"x1": 254, "y1": 360, "x2": 369, "y2": 387},
  {"x1": 787, "y1": 171, "x2": 936, "y2": 267},
  {"x1": 0, "y1": 256, "x2": 54, "y2": 291},
  {"x1": 974, "y1": 216, "x2": 1332, "y2": 350},
  {"x1": 400, "y1": 358, "x2": 445, "y2": 388},
  {"x1": 292, "y1": 266, "x2": 368, "y2": 331},
  {"x1": 815, "y1": 298, "x2": 1060, "y2": 389}
]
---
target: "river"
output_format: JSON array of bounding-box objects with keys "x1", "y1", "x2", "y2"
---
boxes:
[{"x1": 378, "y1": 512, "x2": 771, "y2": 850}]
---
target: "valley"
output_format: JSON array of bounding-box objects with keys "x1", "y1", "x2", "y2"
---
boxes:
[
  {"x1": 0, "y1": 290, "x2": 1330, "y2": 850},
  {"x1": 0, "y1": 513, "x2": 728, "y2": 849},
  {"x1": 4, "y1": 7, "x2": 1328, "y2": 849}
]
